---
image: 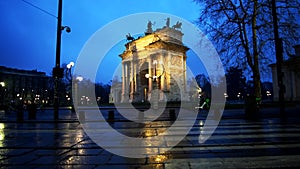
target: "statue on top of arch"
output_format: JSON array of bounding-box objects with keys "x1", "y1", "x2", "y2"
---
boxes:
[
  {"x1": 145, "y1": 20, "x2": 155, "y2": 35},
  {"x1": 172, "y1": 21, "x2": 182, "y2": 30}
]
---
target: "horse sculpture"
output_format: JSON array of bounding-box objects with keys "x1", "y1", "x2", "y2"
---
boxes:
[
  {"x1": 172, "y1": 21, "x2": 182, "y2": 30},
  {"x1": 126, "y1": 33, "x2": 135, "y2": 41}
]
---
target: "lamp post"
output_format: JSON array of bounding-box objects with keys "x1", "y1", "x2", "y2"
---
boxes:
[
  {"x1": 66, "y1": 61, "x2": 74, "y2": 106},
  {"x1": 67, "y1": 61, "x2": 74, "y2": 69},
  {"x1": 53, "y1": 0, "x2": 71, "y2": 120},
  {"x1": 66, "y1": 61, "x2": 74, "y2": 81},
  {"x1": 73, "y1": 76, "x2": 83, "y2": 108},
  {"x1": 145, "y1": 60, "x2": 165, "y2": 109},
  {"x1": 0, "y1": 82, "x2": 5, "y2": 108},
  {"x1": 145, "y1": 60, "x2": 164, "y2": 82}
]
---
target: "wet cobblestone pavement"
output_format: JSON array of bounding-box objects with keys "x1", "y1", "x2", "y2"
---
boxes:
[{"x1": 0, "y1": 105, "x2": 300, "y2": 169}]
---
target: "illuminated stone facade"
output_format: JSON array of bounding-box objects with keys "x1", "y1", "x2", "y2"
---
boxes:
[{"x1": 119, "y1": 22, "x2": 189, "y2": 103}]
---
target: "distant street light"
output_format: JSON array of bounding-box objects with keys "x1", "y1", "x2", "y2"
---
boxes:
[
  {"x1": 65, "y1": 61, "x2": 75, "y2": 106},
  {"x1": 73, "y1": 76, "x2": 83, "y2": 107},
  {"x1": 0, "y1": 82, "x2": 6, "y2": 106},
  {"x1": 237, "y1": 92, "x2": 241, "y2": 100},
  {"x1": 266, "y1": 91, "x2": 272, "y2": 100},
  {"x1": 197, "y1": 87, "x2": 202, "y2": 94},
  {"x1": 67, "y1": 61, "x2": 74, "y2": 69},
  {"x1": 0, "y1": 82, "x2": 5, "y2": 87},
  {"x1": 76, "y1": 76, "x2": 83, "y2": 82},
  {"x1": 66, "y1": 61, "x2": 74, "y2": 81}
]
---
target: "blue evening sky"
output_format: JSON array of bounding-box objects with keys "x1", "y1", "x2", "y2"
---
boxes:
[{"x1": 0, "y1": 0, "x2": 209, "y2": 83}]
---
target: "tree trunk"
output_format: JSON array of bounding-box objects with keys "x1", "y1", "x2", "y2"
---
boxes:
[{"x1": 252, "y1": 0, "x2": 262, "y2": 99}]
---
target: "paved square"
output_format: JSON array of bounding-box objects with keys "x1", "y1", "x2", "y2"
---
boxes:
[{"x1": 0, "y1": 105, "x2": 300, "y2": 168}]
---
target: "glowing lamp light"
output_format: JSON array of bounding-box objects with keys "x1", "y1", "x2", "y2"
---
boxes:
[
  {"x1": 76, "y1": 76, "x2": 83, "y2": 82},
  {"x1": 0, "y1": 123, "x2": 4, "y2": 129},
  {"x1": 67, "y1": 61, "x2": 75, "y2": 69}
]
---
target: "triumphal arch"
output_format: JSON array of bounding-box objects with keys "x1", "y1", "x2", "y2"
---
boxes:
[{"x1": 119, "y1": 18, "x2": 189, "y2": 103}]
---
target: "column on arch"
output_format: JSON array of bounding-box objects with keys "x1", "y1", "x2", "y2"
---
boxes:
[
  {"x1": 130, "y1": 60, "x2": 135, "y2": 101},
  {"x1": 182, "y1": 55, "x2": 187, "y2": 93},
  {"x1": 134, "y1": 60, "x2": 139, "y2": 94},
  {"x1": 122, "y1": 61, "x2": 130, "y2": 102},
  {"x1": 121, "y1": 62, "x2": 126, "y2": 102},
  {"x1": 165, "y1": 52, "x2": 172, "y2": 91}
]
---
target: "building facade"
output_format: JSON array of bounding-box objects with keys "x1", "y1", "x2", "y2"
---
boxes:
[
  {"x1": 117, "y1": 20, "x2": 189, "y2": 103},
  {"x1": 0, "y1": 66, "x2": 51, "y2": 108},
  {"x1": 270, "y1": 45, "x2": 300, "y2": 101}
]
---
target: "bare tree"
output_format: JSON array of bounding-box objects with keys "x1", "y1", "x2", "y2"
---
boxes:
[{"x1": 194, "y1": 0, "x2": 300, "y2": 99}]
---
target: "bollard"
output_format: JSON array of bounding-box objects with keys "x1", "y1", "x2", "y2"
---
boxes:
[
  {"x1": 28, "y1": 103, "x2": 37, "y2": 120},
  {"x1": 16, "y1": 103, "x2": 24, "y2": 122},
  {"x1": 79, "y1": 111, "x2": 85, "y2": 123},
  {"x1": 169, "y1": 109, "x2": 176, "y2": 120},
  {"x1": 71, "y1": 105, "x2": 75, "y2": 112},
  {"x1": 17, "y1": 110, "x2": 24, "y2": 122},
  {"x1": 108, "y1": 110, "x2": 114, "y2": 122},
  {"x1": 244, "y1": 94, "x2": 257, "y2": 120},
  {"x1": 28, "y1": 110, "x2": 36, "y2": 120}
]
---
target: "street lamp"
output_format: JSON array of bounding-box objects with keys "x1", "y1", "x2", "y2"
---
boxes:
[
  {"x1": 22, "y1": 0, "x2": 71, "y2": 118},
  {"x1": 67, "y1": 61, "x2": 74, "y2": 69},
  {"x1": 76, "y1": 76, "x2": 83, "y2": 82},
  {"x1": 73, "y1": 76, "x2": 83, "y2": 107},
  {"x1": 145, "y1": 60, "x2": 165, "y2": 109},
  {"x1": 145, "y1": 60, "x2": 165, "y2": 82},
  {"x1": 237, "y1": 92, "x2": 241, "y2": 100},
  {"x1": 66, "y1": 61, "x2": 74, "y2": 81},
  {"x1": 53, "y1": 0, "x2": 71, "y2": 120},
  {"x1": 65, "y1": 61, "x2": 75, "y2": 106},
  {"x1": 197, "y1": 87, "x2": 202, "y2": 95},
  {"x1": 266, "y1": 91, "x2": 272, "y2": 100},
  {"x1": 0, "y1": 82, "x2": 6, "y2": 107}
]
